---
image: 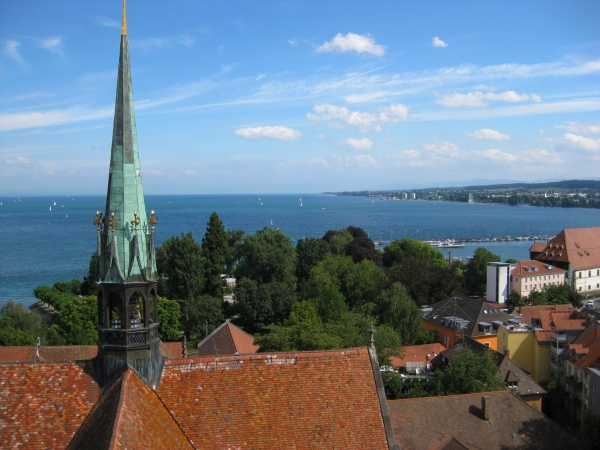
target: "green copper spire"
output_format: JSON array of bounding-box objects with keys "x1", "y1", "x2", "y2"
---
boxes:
[{"x1": 98, "y1": 0, "x2": 157, "y2": 284}]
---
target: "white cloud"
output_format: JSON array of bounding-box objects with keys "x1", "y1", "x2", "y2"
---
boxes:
[
  {"x1": 379, "y1": 103, "x2": 409, "y2": 122},
  {"x1": 307, "y1": 157, "x2": 330, "y2": 168},
  {"x1": 472, "y1": 148, "x2": 562, "y2": 164},
  {"x1": 475, "y1": 84, "x2": 496, "y2": 91},
  {"x1": 344, "y1": 91, "x2": 388, "y2": 103},
  {"x1": 437, "y1": 90, "x2": 541, "y2": 108},
  {"x1": 146, "y1": 169, "x2": 162, "y2": 176},
  {"x1": 5, "y1": 156, "x2": 34, "y2": 166},
  {"x1": 288, "y1": 39, "x2": 298, "y2": 47},
  {"x1": 468, "y1": 129, "x2": 510, "y2": 140},
  {"x1": 132, "y1": 36, "x2": 196, "y2": 51},
  {"x1": 256, "y1": 73, "x2": 267, "y2": 81},
  {"x1": 422, "y1": 141, "x2": 465, "y2": 159},
  {"x1": 564, "y1": 133, "x2": 600, "y2": 151},
  {"x1": 234, "y1": 125, "x2": 302, "y2": 141},
  {"x1": 472, "y1": 149, "x2": 518, "y2": 163},
  {"x1": 38, "y1": 37, "x2": 64, "y2": 56},
  {"x1": 316, "y1": 33, "x2": 386, "y2": 56},
  {"x1": 556, "y1": 121, "x2": 600, "y2": 135},
  {"x1": 342, "y1": 154, "x2": 378, "y2": 166},
  {"x1": 402, "y1": 149, "x2": 420, "y2": 159},
  {"x1": 345, "y1": 138, "x2": 373, "y2": 150},
  {"x1": 432, "y1": 37, "x2": 447, "y2": 48},
  {"x1": 307, "y1": 103, "x2": 408, "y2": 132},
  {"x1": 0, "y1": 106, "x2": 113, "y2": 131},
  {"x1": 94, "y1": 16, "x2": 120, "y2": 28},
  {"x1": 3, "y1": 40, "x2": 25, "y2": 64},
  {"x1": 183, "y1": 169, "x2": 194, "y2": 175}
]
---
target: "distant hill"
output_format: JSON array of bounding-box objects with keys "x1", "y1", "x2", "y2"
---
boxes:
[{"x1": 462, "y1": 179, "x2": 600, "y2": 191}]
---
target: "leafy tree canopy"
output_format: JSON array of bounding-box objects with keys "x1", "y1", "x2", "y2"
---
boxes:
[
  {"x1": 376, "y1": 283, "x2": 424, "y2": 345},
  {"x1": 464, "y1": 247, "x2": 500, "y2": 297},
  {"x1": 156, "y1": 296, "x2": 182, "y2": 342},
  {"x1": 295, "y1": 237, "x2": 330, "y2": 285},
  {"x1": 437, "y1": 348, "x2": 505, "y2": 395},
  {"x1": 382, "y1": 238, "x2": 446, "y2": 268},
  {"x1": 0, "y1": 300, "x2": 46, "y2": 345},
  {"x1": 186, "y1": 294, "x2": 225, "y2": 340},
  {"x1": 202, "y1": 212, "x2": 228, "y2": 298},
  {"x1": 224, "y1": 229, "x2": 245, "y2": 274}
]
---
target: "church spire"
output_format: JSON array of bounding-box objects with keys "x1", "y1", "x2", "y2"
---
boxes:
[
  {"x1": 95, "y1": 1, "x2": 163, "y2": 390},
  {"x1": 122, "y1": 0, "x2": 127, "y2": 36}
]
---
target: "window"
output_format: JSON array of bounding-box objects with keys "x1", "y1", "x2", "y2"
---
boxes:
[
  {"x1": 579, "y1": 272, "x2": 582, "y2": 278},
  {"x1": 508, "y1": 381, "x2": 518, "y2": 389},
  {"x1": 444, "y1": 334, "x2": 449, "y2": 346},
  {"x1": 484, "y1": 342, "x2": 490, "y2": 348},
  {"x1": 589, "y1": 271, "x2": 592, "y2": 277}
]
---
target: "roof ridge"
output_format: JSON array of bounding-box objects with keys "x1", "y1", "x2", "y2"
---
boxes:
[
  {"x1": 108, "y1": 370, "x2": 133, "y2": 449},
  {"x1": 196, "y1": 320, "x2": 230, "y2": 349}
]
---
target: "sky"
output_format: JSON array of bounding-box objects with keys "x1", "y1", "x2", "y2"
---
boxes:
[{"x1": 1, "y1": 0, "x2": 599, "y2": 195}]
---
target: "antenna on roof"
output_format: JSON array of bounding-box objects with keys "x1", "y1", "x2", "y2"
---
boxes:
[{"x1": 35, "y1": 336, "x2": 40, "y2": 362}]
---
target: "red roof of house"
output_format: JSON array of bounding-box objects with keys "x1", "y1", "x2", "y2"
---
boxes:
[
  {"x1": 531, "y1": 227, "x2": 600, "y2": 270},
  {"x1": 161, "y1": 342, "x2": 185, "y2": 359},
  {"x1": 510, "y1": 260, "x2": 566, "y2": 276},
  {"x1": 0, "y1": 345, "x2": 98, "y2": 363},
  {"x1": 157, "y1": 348, "x2": 389, "y2": 449},
  {"x1": 565, "y1": 323, "x2": 600, "y2": 371},
  {"x1": 196, "y1": 320, "x2": 259, "y2": 356},
  {"x1": 517, "y1": 304, "x2": 573, "y2": 326},
  {"x1": 389, "y1": 343, "x2": 446, "y2": 369},
  {"x1": 66, "y1": 370, "x2": 193, "y2": 450},
  {"x1": 0, "y1": 361, "x2": 100, "y2": 449}
]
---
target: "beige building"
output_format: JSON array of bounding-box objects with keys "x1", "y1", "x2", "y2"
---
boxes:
[
  {"x1": 531, "y1": 227, "x2": 600, "y2": 295},
  {"x1": 510, "y1": 260, "x2": 566, "y2": 297}
]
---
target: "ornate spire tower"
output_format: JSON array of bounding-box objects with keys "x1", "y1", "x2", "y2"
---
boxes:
[{"x1": 95, "y1": 0, "x2": 163, "y2": 388}]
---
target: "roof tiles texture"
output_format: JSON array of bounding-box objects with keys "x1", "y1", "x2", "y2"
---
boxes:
[
  {"x1": 517, "y1": 304, "x2": 572, "y2": 326},
  {"x1": 196, "y1": 320, "x2": 259, "y2": 357},
  {"x1": 389, "y1": 343, "x2": 445, "y2": 369},
  {"x1": 531, "y1": 227, "x2": 600, "y2": 270},
  {"x1": 510, "y1": 260, "x2": 566, "y2": 276},
  {"x1": 388, "y1": 391, "x2": 578, "y2": 449},
  {"x1": 0, "y1": 345, "x2": 98, "y2": 363},
  {"x1": 0, "y1": 362, "x2": 100, "y2": 449},
  {"x1": 158, "y1": 348, "x2": 388, "y2": 449},
  {"x1": 67, "y1": 370, "x2": 193, "y2": 450}
]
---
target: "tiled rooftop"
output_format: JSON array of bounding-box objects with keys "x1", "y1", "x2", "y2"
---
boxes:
[
  {"x1": 196, "y1": 320, "x2": 259, "y2": 356},
  {"x1": 531, "y1": 227, "x2": 600, "y2": 271},
  {"x1": 388, "y1": 391, "x2": 578, "y2": 449},
  {"x1": 0, "y1": 345, "x2": 98, "y2": 363},
  {"x1": 0, "y1": 362, "x2": 100, "y2": 449},
  {"x1": 158, "y1": 348, "x2": 389, "y2": 449},
  {"x1": 67, "y1": 370, "x2": 193, "y2": 450},
  {"x1": 389, "y1": 343, "x2": 445, "y2": 369}
]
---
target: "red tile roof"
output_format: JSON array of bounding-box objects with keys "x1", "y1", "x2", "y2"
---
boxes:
[
  {"x1": 196, "y1": 320, "x2": 259, "y2": 356},
  {"x1": 565, "y1": 322, "x2": 600, "y2": 371},
  {"x1": 389, "y1": 343, "x2": 445, "y2": 370},
  {"x1": 510, "y1": 260, "x2": 566, "y2": 276},
  {"x1": 158, "y1": 348, "x2": 388, "y2": 449},
  {"x1": 388, "y1": 391, "x2": 579, "y2": 449},
  {"x1": 0, "y1": 345, "x2": 98, "y2": 363},
  {"x1": 517, "y1": 304, "x2": 573, "y2": 326},
  {"x1": 161, "y1": 341, "x2": 185, "y2": 359},
  {"x1": 67, "y1": 370, "x2": 193, "y2": 450},
  {"x1": 531, "y1": 227, "x2": 600, "y2": 270},
  {"x1": 0, "y1": 361, "x2": 100, "y2": 449}
]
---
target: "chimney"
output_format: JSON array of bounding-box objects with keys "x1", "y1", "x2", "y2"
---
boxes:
[{"x1": 481, "y1": 395, "x2": 490, "y2": 421}]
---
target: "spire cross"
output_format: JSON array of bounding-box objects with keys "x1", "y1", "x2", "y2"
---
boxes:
[
  {"x1": 109, "y1": 212, "x2": 119, "y2": 234},
  {"x1": 93, "y1": 210, "x2": 103, "y2": 231},
  {"x1": 121, "y1": 0, "x2": 127, "y2": 36},
  {"x1": 131, "y1": 211, "x2": 140, "y2": 231}
]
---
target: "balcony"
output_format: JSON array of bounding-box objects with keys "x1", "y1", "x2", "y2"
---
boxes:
[
  {"x1": 551, "y1": 345, "x2": 566, "y2": 356},
  {"x1": 551, "y1": 331, "x2": 568, "y2": 342},
  {"x1": 100, "y1": 323, "x2": 160, "y2": 348},
  {"x1": 550, "y1": 360, "x2": 565, "y2": 373}
]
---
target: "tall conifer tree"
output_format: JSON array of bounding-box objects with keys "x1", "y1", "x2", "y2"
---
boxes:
[{"x1": 202, "y1": 212, "x2": 228, "y2": 298}]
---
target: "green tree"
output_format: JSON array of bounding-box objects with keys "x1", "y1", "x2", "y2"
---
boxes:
[
  {"x1": 187, "y1": 294, "x2": 225, "y2": 339},
  {"x1": 386, "y1": 257, "x2": 461, "y2": 306},
  {"x1": 80, "y1": 253, "x2": 99, "y2": 295},
  {"x1": 323, "y1": 229, "x2": 354, "y2": 255},
  {"x1": 47, "y1": 295, "x2": 98, "y2": 345},
  {"x1": 507, "y1": 290, "x2": 525, "y2": 312},
  {"x1": 202, "y1": 212, "x2": 228, "y2": 298},
  {"x1": 156, "y1": 296, "x2": 182, "y2": 342},
  {"x1": 464, "y1": 248, "x2": 500, "y2": 297},
  {"x1": 295, "y1": 237, "x2": 330, "y2": 285},
  {"x1": 156, "y1": 232, "x2": 204, "y2": 325},
  {"x1": 376, "y1": 283, "x2": 424, "y2": 345},
  {"x1": 236, "y1": 227, "x2": 297, "y2": 289},
  {"x1": 224, "y1": 229, "x2": 245, "y2": 274},
  {"x1": 307, "y1": 284, "x2": 348, "y2": 323},
  {"x1": 382, "y1": 238, "x2": 446, "y2": 267},
  {"x1": 437, "y1": 348, "x2": 505, "y2": 395},
  {"x1": 0, "y1": 300, "x2": 46, "y2": 345},
  {"x1": 578, "y1": 410, "x2": 600, "y2": 449}
]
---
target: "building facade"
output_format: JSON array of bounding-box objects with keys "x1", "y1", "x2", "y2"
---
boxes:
[{"x1": 509, "y1": 260, "x2": 566, "y2": 297}]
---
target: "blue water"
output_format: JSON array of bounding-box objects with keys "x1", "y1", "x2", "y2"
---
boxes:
[{"x1": 1, "y1": 194, "x2": 599, "y2": 306}]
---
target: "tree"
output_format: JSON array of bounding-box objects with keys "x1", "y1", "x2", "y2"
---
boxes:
[
  {"x1": 386, "y1": 257, "x2": 460, "y2": 306},
  {"x1": 382, "y1": 238, "x2": 446, "y2": 267},
  {"x1": 156, "y1": 296, "x2": 182, "y2": 342},
  {"x1": 464, "y1": 248, "x2": 500, "y2": 297},
  {"x1": 46, "y1": 295, "x2": 98, "y2": 345},
  {"x1": 224, "y1": 229, "x2": 245, "y2": 274},
  {"x1": 0, "y1": 300, "x2": 46, "y2": 345},
  {"x1": 187, "y1": 294, "x2": 225, "y2": 339},
  {"x1": 80, "y1": 253, "x2": 99, "y2": 296},
  {"x1": 376, "y1": 283, "x2": 424, "y2": 345},
  {"x1": 436, "y1": 348, "x2": 505, "y2": 395},
  {"x1": 507, "y1": 290, "x2": 525, "y2": 312},
  {"x1": 324, "y1": 229, "x2": 353, "y2": 255},
  {"x1": 202, "y1": 212, "x2": 228, "y2": 298},
  {"x1": 308, "y1": 255, "x2": 387, "y2": 309},
  {"x1": 307, "y1": 284, "x2": 348, "y2": 323},
  {"x1": 156, "y1": 233, "x2": 204, "y2": 325},
  {"x1": 236, "y1": 227, "x2": 297, "y2": 289},
  {"x1": 295, "y1": 237, "x2": 330, "y2": 285},
  {"x1": 578, "y1": 410, "x2": 600, "y2": 449}
]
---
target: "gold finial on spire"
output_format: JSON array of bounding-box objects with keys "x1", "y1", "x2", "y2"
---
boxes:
[{"x1": 121, "y1": 0, "x2": 127, "y2": 36}]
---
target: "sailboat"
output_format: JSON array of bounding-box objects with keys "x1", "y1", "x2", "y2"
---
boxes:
[
  {"x1": 49, "y1": 206, "x2": 52, "y2": 211},
  {"x1": 270, "y1": 219, "x2": 274, "y2": 226},
  {"x1": 300, "y1": 198, "x2": 303, "y2": 207},
  {"x1": 53, "y1": 201, "x2": 56, "y2": 206}
]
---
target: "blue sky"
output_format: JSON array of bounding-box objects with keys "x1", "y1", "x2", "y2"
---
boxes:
[{"x1": 1, "y1": 0, "x2": 599, "y2": 195}]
